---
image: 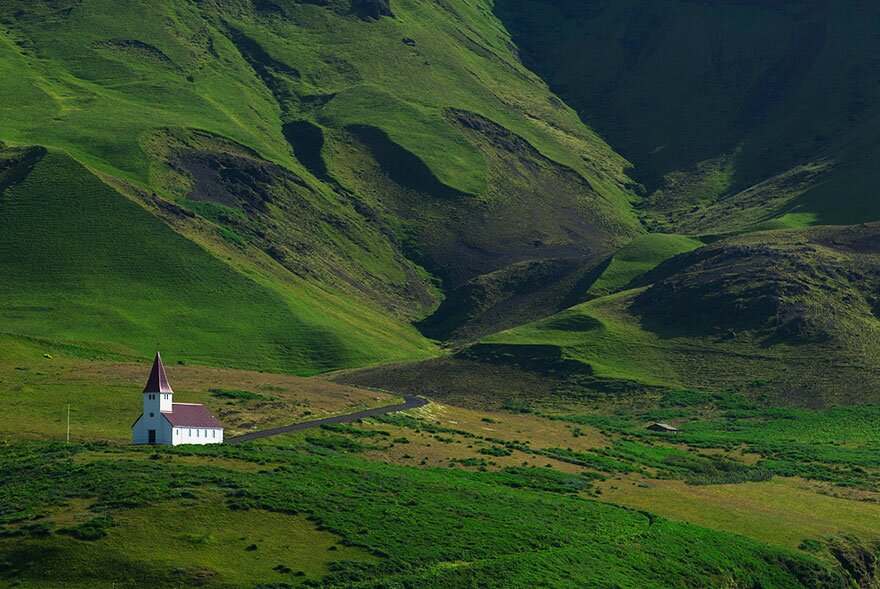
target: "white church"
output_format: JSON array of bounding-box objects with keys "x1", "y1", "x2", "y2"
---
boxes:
[{"x1": 131, "y1": 353, "x2": 224, "y2": 446}]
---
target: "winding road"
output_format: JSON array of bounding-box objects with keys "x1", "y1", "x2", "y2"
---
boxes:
[{"x1": 226, "y1": 394, "x2": 428, "y2": 443}]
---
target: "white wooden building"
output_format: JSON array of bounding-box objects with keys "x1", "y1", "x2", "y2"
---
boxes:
[{"x1": 131, "y1": 353, "x2": 224, "y2": 446}]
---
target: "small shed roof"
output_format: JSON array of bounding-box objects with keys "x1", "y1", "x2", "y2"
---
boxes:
[
  {"x1": 647, "y1": 422, "x2": 678, "y2": 432},
  {"x1": 162, "y1": 403, "x2": 222, "y2": 428}
]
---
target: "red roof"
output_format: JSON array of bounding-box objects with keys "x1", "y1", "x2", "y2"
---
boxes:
[
  {"x1": 143, "y1": 352, "x2": 174, "y2": 394},
  {"x1": 162, "y1": 403, "x2": 222, "y2": 428}
]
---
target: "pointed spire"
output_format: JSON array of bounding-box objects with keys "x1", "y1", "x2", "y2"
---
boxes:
[{"x1": 143, "y1": 352, "x2": 174, "y2": 394}]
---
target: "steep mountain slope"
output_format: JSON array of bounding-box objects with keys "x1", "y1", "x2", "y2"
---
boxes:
[
  {"x1": 0, "y1": 0, "x2": 644, "y2": 367},
  {"x1": 496, "y1": 0, "x2": 880, "y2": 234}
]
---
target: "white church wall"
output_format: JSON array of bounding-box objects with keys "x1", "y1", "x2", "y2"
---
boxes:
[
  {"x1": 159, "y1": 392, "x2": 172, "y2": 412},
  {"x1": 132, "y1": 417, "x2": 146, "y2": 444},
  {"x1": 160, "y1": 418, "x2": 173, "y2": 445},
  {"x1": 132, "y1": 411, "x2": 171, "y2": 444},
  {"x1": 173, "y1": 427, "x2": 223, "y2": 446}
]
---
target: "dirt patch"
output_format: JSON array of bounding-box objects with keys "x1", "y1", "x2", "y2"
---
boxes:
[{"x1": 174, "y1": 148, "x2": 302, "y2": 211}]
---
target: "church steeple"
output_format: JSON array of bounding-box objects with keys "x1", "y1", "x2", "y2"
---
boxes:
[
  {"x1": 143, "y1": 353, "x2": 173, "y2": 413},
  {"x1": 144, "y1": 352, "x2": 173, "y2": 394}
]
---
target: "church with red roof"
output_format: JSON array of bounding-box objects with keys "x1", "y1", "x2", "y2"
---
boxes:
[{"x1": 131, "y1": 353, "x2": 224, "y2": 445}]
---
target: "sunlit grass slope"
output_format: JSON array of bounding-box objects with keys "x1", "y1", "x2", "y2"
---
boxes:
[
  {"x1": 587, "y1": 233, "x2": 702, "y2": 298},
  {"x1": 0, "y1": 0, "x2": 640, "y2": 208},
  {"x1": 0, "y1": 150, "x2": 433, "y2": 373}
]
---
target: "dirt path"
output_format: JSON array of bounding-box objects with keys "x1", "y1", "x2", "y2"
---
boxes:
[{"x1": 226, "y1": 394, "x2": 427, "y2": 443}]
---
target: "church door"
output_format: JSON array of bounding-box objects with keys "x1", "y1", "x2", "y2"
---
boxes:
[{"x1": 148, "y1": 430, "x2": 156, "y2": 444}]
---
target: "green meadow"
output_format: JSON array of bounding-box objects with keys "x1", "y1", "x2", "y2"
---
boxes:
[
  {"x1": 0, "y1": 440, "x2": 849, "y2": 588},
  {"x1": 0, "y1": 342, "x2": 873, "y2": 587}
]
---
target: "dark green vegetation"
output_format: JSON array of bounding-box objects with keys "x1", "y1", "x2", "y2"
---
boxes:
[
  {"x1": 0, "y1": 442, "x2": 849, "y2": 588},
  {"x1": 496, "y1": 0, "x2": 880, "y2": 233},
  {"x1": 459, "y1": 224, "x2": 880, "y2": 406},
  {"x1": 210, "y1": 389, "x2": 277, "y2": 402},
  {"x1": 366, "y1": 390, "x2": 879, "y2": 492},
  {"x1": 555, "y1": 391, "x2": 880, "y2": 491}
]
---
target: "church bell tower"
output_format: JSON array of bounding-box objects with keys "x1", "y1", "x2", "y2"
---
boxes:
[{"x1": 143, "y1": 352, "x2": 173, "y2": 416}]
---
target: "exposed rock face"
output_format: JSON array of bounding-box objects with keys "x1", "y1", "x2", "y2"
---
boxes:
[
  {"x1": 150, "y1": 129, "x2": 436, "y2": 318},
  {"x1": 829, "y1": 537, "x2": 879, "y2": 589},
  {"x1": 632, "y1": 227, "x2": 880, "y2": 344}
]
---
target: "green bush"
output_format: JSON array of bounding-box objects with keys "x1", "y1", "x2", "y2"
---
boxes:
[{"x1": 58, "y1": 516, "x2": 114, "y2": 541}]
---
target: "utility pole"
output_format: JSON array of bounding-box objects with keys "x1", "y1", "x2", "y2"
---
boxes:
[{"x1": 67, "y1": 404, "x2": 70, "y2": 443}]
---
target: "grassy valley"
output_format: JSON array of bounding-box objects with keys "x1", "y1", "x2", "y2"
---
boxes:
[
  {"x1": 1, "y1": 348, "x2": 876, "y2": 587},
  {"x1": 459, "y1": 224, "x2": 880, "y2": 406}
]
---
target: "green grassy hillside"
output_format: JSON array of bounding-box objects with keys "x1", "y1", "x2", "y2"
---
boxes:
[
  {"x1": 0, "y1": 147, "x2": 433, "y2": 373},
  {"x1": 417, "y1": 232, "x2": 702, "y2": 344},
  {"x1": 585, "y1": 233, "x2": 702, "y2": 298},
  {"x1": 3, "y1": 2, "x2": 880, "y2": 587},
  {"x1": 496, "y1": 0, "x2": 880, "y2": 234},
  {"x1": 471, "y1": 224, "x2": 880, "y2": 406},
  {"x1": 0, "y1": 0, "x2": 645, "y2": 360}
]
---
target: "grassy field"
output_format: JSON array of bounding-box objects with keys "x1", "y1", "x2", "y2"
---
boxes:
[
  {"x1": 0, "y1": 333, "x2": 875, "y2": 586},
  {"x1": 0, "y1": 441, "x2": 849, "y2": 588},
  {"x1": 11, "y1": 495, "x2": 375, "y2": 588},
  {"x1": 597, "y1": 476, "x2": 880, "y2": 553},
  {"x1": 0, "y1": 334, "x2": 399, "y2": 442},
  {"x1": 269, "y1": 389, "x2": 879, "y2": 571}
]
